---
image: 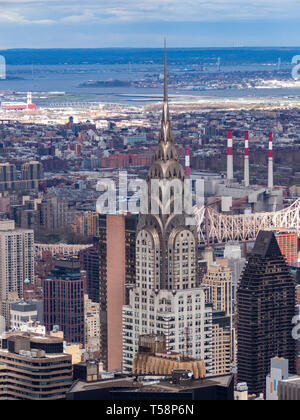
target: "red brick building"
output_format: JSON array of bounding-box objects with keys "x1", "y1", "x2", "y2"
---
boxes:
[
  {"x1": 101, "y1": 152, "x2": 153, "y2": 169},
  {"x1": 274, "y1": 228, "x2": 298, "y2": 265}
]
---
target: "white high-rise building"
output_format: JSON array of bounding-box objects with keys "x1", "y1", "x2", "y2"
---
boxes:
[
  {"x1": 84, "y1": 294, "x2": 100, "y2": 353},
  {"x1": 122, "y1": 46, "x2": 213, "y2": 375},
  {"x1": 123, "y1": 288, "x2": 213, "y2": 373},
  {"x1": 0, "y1": 220, "x2": 34, "y2": 326}
]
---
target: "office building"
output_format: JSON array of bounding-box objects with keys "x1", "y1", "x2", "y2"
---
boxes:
[
  {"x1": 73, "y1": 360, "x2": 100, "y2": 383},
  {"x1": 79, "y1": 239, "x2": 100, "y2": 304},
  {"x1": 21, "y1": 161, "x2": 44, "y2": 190},
  {"x1": 224, "y1": 242, "x2": 246, "y2": 298},
  {"x1": 211, "y1": 311, "x2": 232, "y2": 376},
  {"x1": 122, "y1": 47, "x2": 213, "y2": 374},
  {"x1": 67, "y1": 373, "x2": 234, "y2": 401},
  {"x1": 43, "y1": 259, "x2": 85, "y2": 345},
  {"x1": 79, "y1": 213, "x2": 138, "y2": 371},
  {"x1": 73, "y1": 211, "x2": 99, "y2": 238},
  {"x1": 202, "y1": 258, "x2": 233, "y2": 317},
  {"x1": 237, "y1": 231, "x2": 296, "y2": 395},
  {"x1": 278, "y1": 377, "x2": 300, "y2": 400},
  {"x1": 274, "y1": 228, "x2": 298, "y2": 265},
  {"x1": 84, "y1": 294, "x2": 100, "y2": 354},
  {"x1": 0, "y1": 220, "x2": 34, "y2": 327},
  {"x1": 202, "y1": 258, "x2": 234, "y2": 375},
  {"x1": 0, "y1": 332, "x2": 72, "y2": 400},
  {"x1": 10, "y1": 300, "x2": 43, "y2": 330},
  {"x1": 0, "y1": 164, "x2": 17, "y2": 192},
  {"x1": 266, "y1": 357, "x2": 290, "y2": 401},
  {"x1": 38, "y1": 197, "x2": 68, "y2": 230}
]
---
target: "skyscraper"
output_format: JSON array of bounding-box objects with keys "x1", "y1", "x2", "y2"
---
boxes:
[
  {"x1": 79, "y1": 213, "x2": 138, "y2": 371},
  {"x1": 73, "y1": 211, "x2": 99, "y2": 238},
  {"x1": 43, "y1": 259, "x2": 85, "y2": 345},
  {"x1": 122, "y1": 45, "x2": 213, "y2": 374},
  {"x1": 0, "y1": 163, "x2": 17, "y2": 192},
  {"x1": 84, "y1": 294, "x2": 100, "y2": 354},
  {"x1": 38, "y1": 197, "x2": 68, "y2": 231},
  {"x1": 0, "y1": 220, "x2": 34, "y2": 327},
  {"x1": 237, "y1": 231, "x2": 296, "y2": 395},
  {"x1": 202, "y1": 258, "x2": 234, "y2": 375},
  {"x1": 21, "y1": 161, "x2": 44, "y2": 190}
]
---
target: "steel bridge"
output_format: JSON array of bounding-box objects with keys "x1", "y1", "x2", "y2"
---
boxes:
[
  {"x1": 194, "y1": 198, "x2": 300, "y2": 245},
  {"x1": 35, "y1": 243, "x2": 92, "y2": 258}
]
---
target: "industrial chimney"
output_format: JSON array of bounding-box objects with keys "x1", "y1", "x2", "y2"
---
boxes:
[
  {"x1": 244, "y1": 131, "x2": 250, "y2": 187},
  {"x1": 268, "y1": 132, "x2": 274, "y2": 190},
  {"x1": 227, "y1": 130, "x2": 233, "y2": 181},
  {"x1": 185, "y1": 145, "x2": 190, "y2": 177},
  {"x1": 27, "y1": 92, "x2": 32, "y2": 107}
]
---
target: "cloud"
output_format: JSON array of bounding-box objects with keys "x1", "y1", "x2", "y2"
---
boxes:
[
  {"x1": 0, "y1": 0, "x2": 300, "y2": 26},
  {"x1": 0, "y1": 6, "x2": 54, "y2": 24},
  {"x1": 95, "y1": 0, "x2": 300, "y2": 22},
  {"x1": 60, "y1": 10, "x2": 95, "y2": 23}
]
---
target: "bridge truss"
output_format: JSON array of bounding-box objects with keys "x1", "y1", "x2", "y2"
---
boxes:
[
  {"x1": 35, "y1": 243, "x2": 92, "y2": 258},
  {"x1": 194, "y1": 198, "x2": 300, "y2": 245}
]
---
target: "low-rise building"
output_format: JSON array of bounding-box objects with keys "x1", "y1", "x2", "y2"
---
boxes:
[{"x1": 0, "y1": 332, "x2": 72, "y2": 400}]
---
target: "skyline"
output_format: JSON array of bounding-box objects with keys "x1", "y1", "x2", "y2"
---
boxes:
[
  {"x1": 0, "y1": 40, "x2": 300, "y2": 401},
  {"x1": 0, "y1": 1, "x2": 300, "y2": 48}
]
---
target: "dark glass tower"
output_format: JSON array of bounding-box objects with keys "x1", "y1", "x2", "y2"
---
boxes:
[
  {"x1": 43, "y1": 259, "x2": 85, "y2": 345},
  {"x1": 237, "y1": 231, "x2": 296, "y2": 395}
]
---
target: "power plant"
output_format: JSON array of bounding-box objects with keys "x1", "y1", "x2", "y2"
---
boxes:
[
  {"x1": 1, "y1": 92, "x2": 37, "y2": 111},
  {"x1": 191, "y1": 128, "x2": 292, "y2": 245}
]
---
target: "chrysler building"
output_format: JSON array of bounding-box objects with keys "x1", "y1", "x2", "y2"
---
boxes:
[{"x1": 122, "y1": 45, "x2": 213, "y2": 373}]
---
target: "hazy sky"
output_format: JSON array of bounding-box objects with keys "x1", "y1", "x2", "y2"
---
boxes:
[{"x1": 1, "y1": 0, "x2": 300, "y2": 48}]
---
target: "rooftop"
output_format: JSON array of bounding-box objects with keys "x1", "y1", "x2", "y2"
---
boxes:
[{"x1": 68, "y1": 374, "x2": 233, "y2": 395}]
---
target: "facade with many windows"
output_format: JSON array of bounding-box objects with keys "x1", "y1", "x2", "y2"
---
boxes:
[
  {"x1": 0, "y1": 333, "x2": 72, "y2": 400},
  {"x1": 123, "y1": 288, "x2": 212, "y2": 373},
  {"x1": 0, "y1": 220, "x2": 34, "y2": 327}
]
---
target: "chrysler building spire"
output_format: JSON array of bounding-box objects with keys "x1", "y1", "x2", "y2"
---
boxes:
[
  {"x1": 160, "y1": 39, "x2": 173, "y2": 145},
  {"x1": 148, "y1": 42, "x2": 184, "y2": 181}
]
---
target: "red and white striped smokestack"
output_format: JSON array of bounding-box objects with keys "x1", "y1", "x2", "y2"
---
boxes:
[
  {"x1": 268, "y1": 132, "x2": 274, "y2": 190},
  {"x1": 27, "y1": 92, "x2": 32, "y2": 106},
  {"x1": 227, "y1": 130, "x2": 233, "y2": 181},
  {"x1": 185, "y1": 145, "x2": 190, "y2": 177},
  {"x1": 244, "y1": 131, "x2": 250, "y2": 187}
]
